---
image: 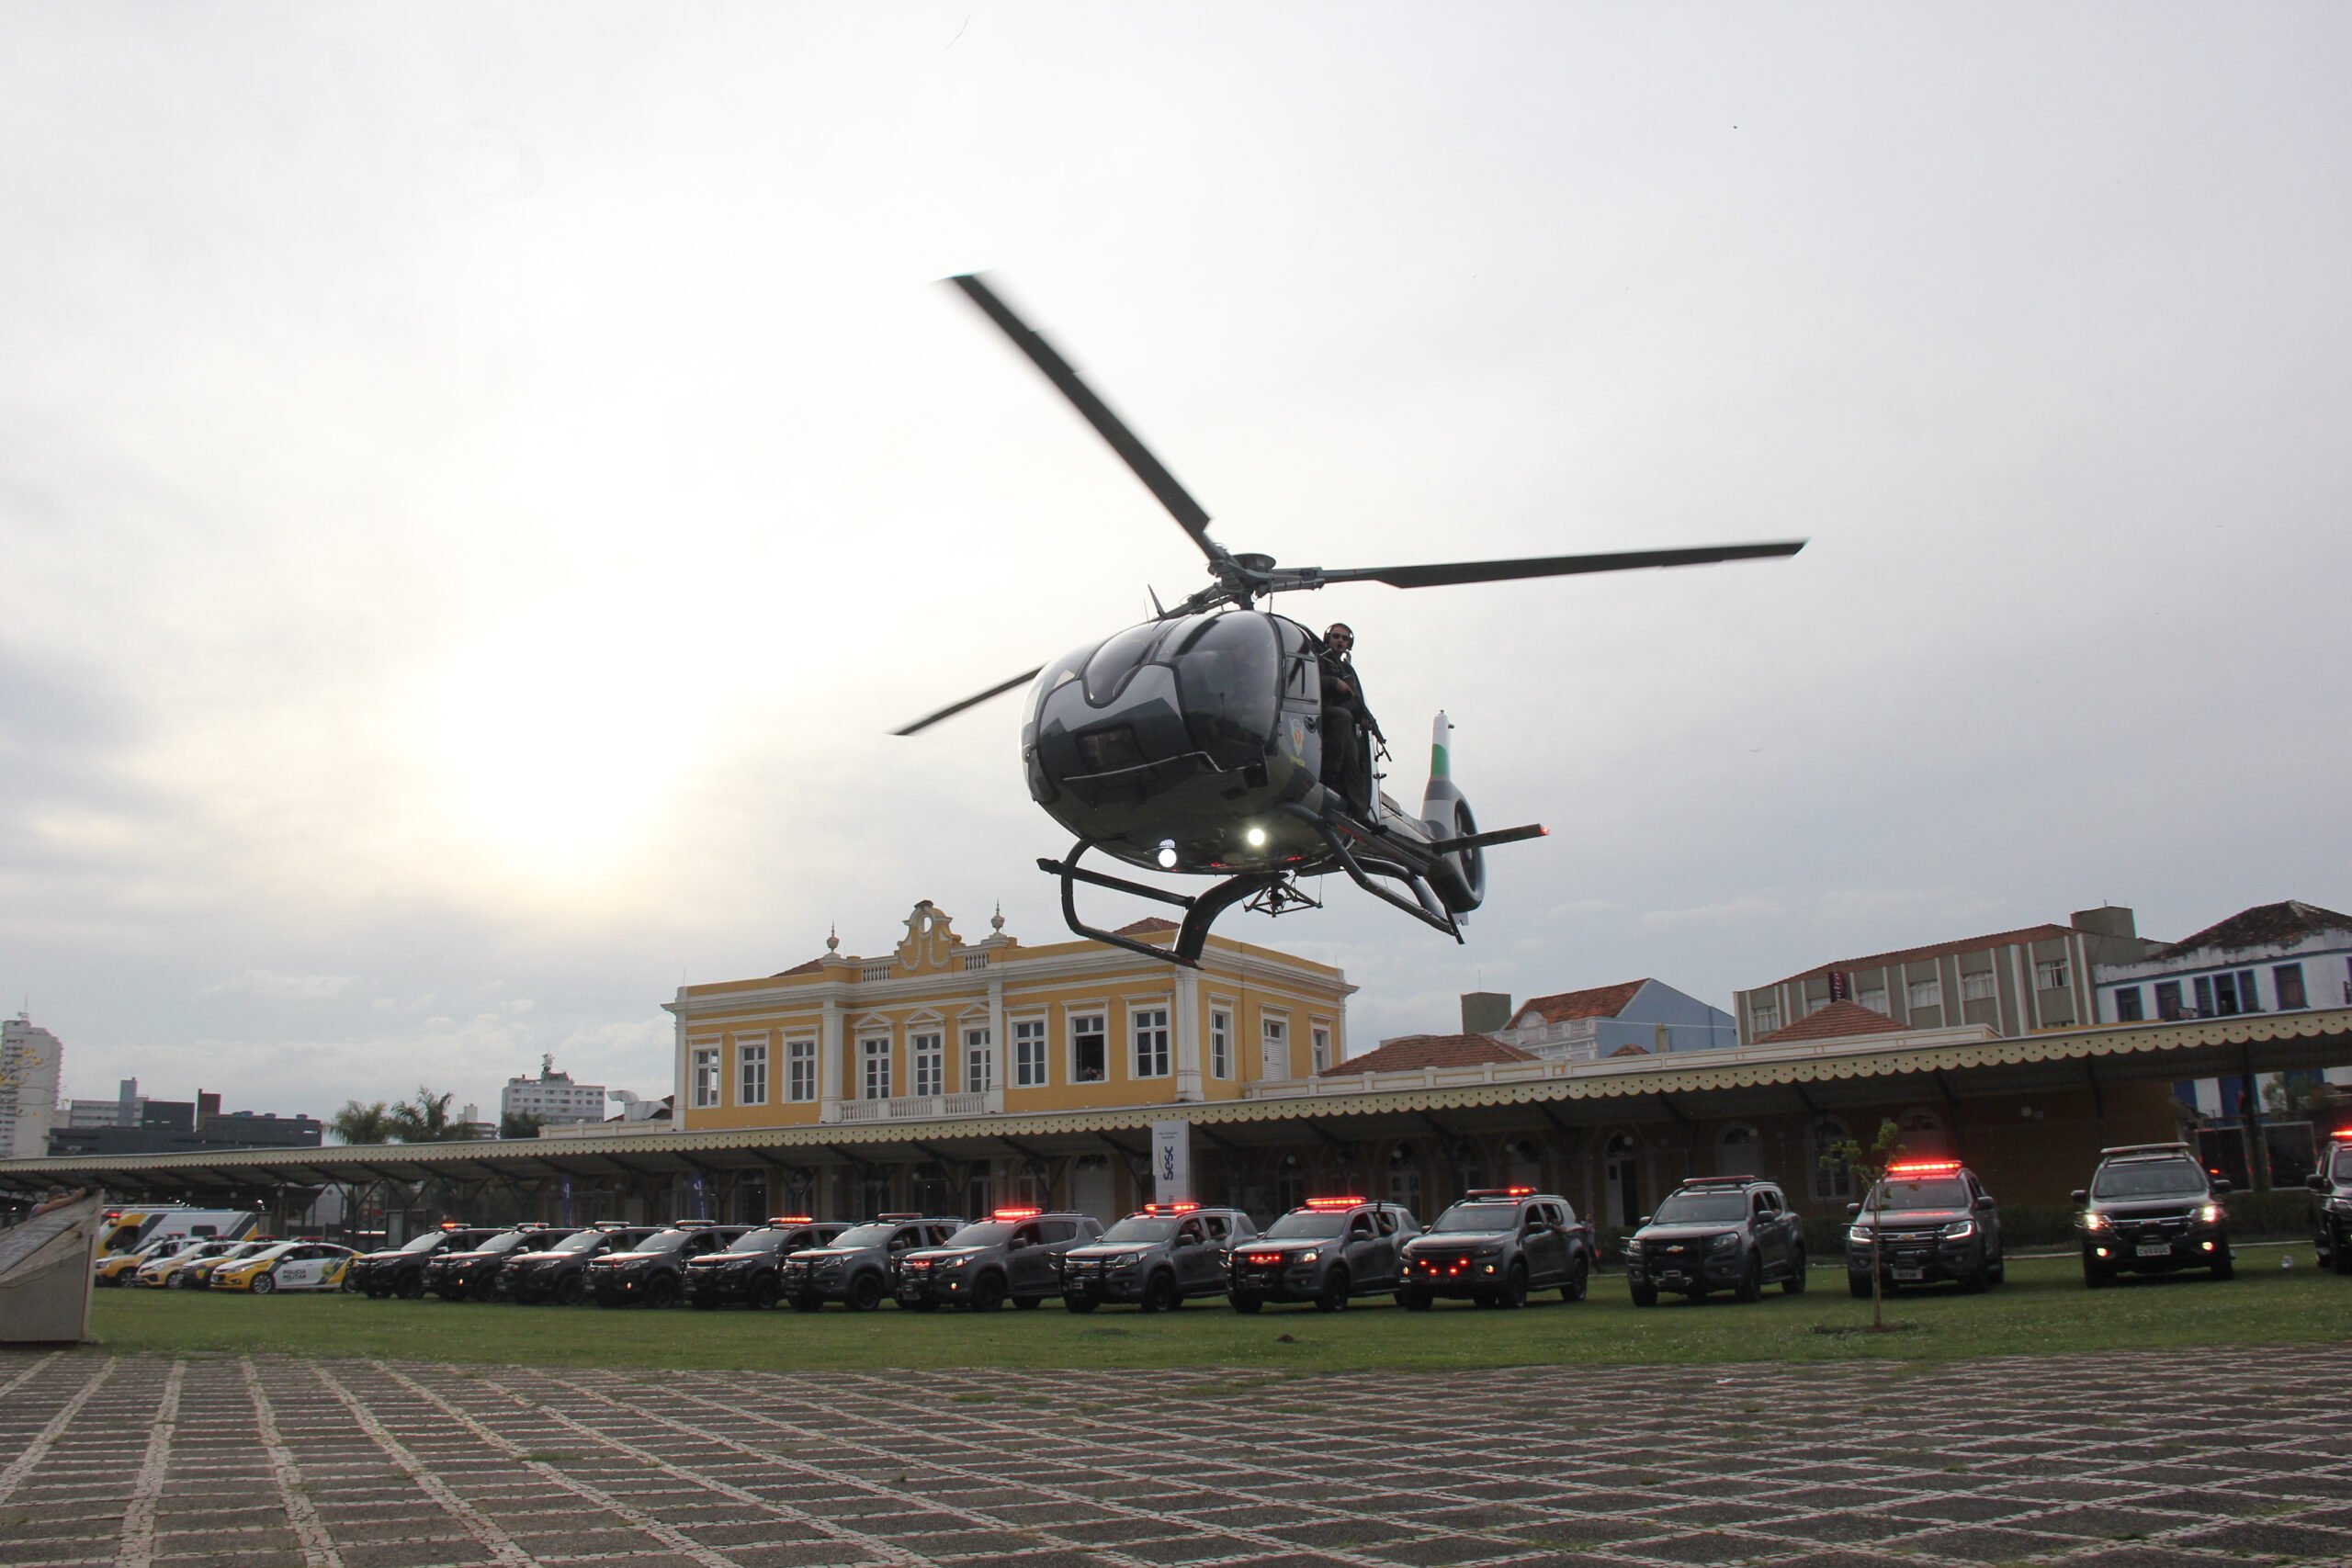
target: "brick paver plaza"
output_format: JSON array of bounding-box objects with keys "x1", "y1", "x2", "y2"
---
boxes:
[{"x1": 3, "y1": 1348, "x2": 2348, "y2": 1567}]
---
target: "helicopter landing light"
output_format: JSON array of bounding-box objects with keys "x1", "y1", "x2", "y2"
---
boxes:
[
  {"x1": 1156, "y1": 840, "x2": 1178, "y2": 869},
  {"x1": 1245, "y1": 826, "x2": 1267, "y2": 848}
]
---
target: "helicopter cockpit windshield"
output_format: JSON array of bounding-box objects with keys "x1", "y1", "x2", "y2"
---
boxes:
[{"x1": 1174, "y1": 613, "x2": 1280, "y2": 762}]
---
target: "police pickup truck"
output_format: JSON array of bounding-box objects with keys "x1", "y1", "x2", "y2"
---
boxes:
[
  {"x1": 1396, "y1": 1187, "x2": 1595, "y2": 1309},
  {"x1": 781, "y1": 1214, "x2": 963, "y2": 1312},
  {"x1": 1625, "y1": 1175, "x2": 1808, "y2": 1305},
  {"x1": 1060, "y1": 1203, "x2": 1256, "y2": 1313},
  {"x1": 1229, "y1": 1196, "x2": 1419, "y2": 1313},
  {"x1": 893, "y1": 1208, "x2": 1103, "y2": 1311}
]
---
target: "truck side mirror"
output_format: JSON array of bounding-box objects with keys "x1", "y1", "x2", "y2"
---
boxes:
[
  {"x1": 2211, "y1": 1179, "x2": 2233, "y2": 1196},
  {"x1": 1974, "y1": 1194, "x2": 1996, "y2": 1211},
  {"x1": 1636, "y1": 1215, "x2": 1652, "y2": 1227},
  {"x1": 2069, "y1": 1190, "x2": 2087, "y2": 1205},
  {"x1": 1845, "y1": 1202, "x2": 1861, "y2": 1219},
  {"x1": 2310, "y1": 1174, "x2": 2331, "y2": 1192}
]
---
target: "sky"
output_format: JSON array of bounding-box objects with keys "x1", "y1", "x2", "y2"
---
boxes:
[{"x1": 3, "y1": 5, "x2": 2347, "y2": 1129}]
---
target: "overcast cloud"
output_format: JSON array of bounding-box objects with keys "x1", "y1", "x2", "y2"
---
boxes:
[{"x1": 3, "y1": 5, "x2": 2346, "y2": 1122}]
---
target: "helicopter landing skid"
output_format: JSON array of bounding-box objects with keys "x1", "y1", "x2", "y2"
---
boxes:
[
  {"x1": 1278, "y1": 803, "x2": 1465, "y2": 944},
  {"x1": 1037, "y1": 840, "x2": 1284, "y2": 968}
]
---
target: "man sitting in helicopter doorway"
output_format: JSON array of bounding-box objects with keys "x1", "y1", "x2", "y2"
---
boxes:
[{"x1": 1318, "y1": 622, "x2": 1385, "y2": 813}]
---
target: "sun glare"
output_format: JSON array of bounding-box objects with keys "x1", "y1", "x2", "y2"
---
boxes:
[{"x1": 424, "y1": 604, "x2": 699, "y2": 877}]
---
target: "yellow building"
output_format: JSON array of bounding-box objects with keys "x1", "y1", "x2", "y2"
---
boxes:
[{"x1": 667, "y1": 900, "x2": 1353, "y2": 1216}]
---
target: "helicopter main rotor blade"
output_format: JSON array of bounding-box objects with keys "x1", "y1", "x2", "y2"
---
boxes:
[
  {"x1": 1317, "y1": 539, "x2": 1806, "y2": 591},
  {"x1": 948, "y1": 273, "x2": 1225, "y2": 565},
  {"x1": 892, "y1": 665, "x2": 1046, "y2": 738}
]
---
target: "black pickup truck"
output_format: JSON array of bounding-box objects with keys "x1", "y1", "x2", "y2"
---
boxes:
[
  {"x1": 1396, "y1": 1188, "x2": 1596, "y2": 1309},
  {"x1": 1625, "y1": 1176, "x2": 1809, "y2": 1305}
]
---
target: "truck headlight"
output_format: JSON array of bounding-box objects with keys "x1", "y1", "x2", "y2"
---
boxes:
[
  {"x1": 1299, "y1": 1251, "x2": 1320, "y2": 1265},
  {"x1": 2195, "y1": 1203, "x2": 2222, "y2": 1225},
  {"x1": 1848, "y1": 1226, "x2": 1873, "y2": 1247},
  {"x1": 1710, "y1": 1232, "x2": 1743, "y2": 1252},
  {"x1": 1939, "y1": 1220, "x2": 1976, "y2": 1241},
  {"x1": 1107, "y1": 1254, "x2": 1139, "y2": 1270},
  {"x1": 2080, "y1": 1213, "x2": 2109, "y2": 1232}
]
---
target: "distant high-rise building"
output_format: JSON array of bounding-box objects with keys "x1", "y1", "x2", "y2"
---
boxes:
[
  {"x1": 500, "y1": 1054, "x2": 607, "y2": 1126},
  {"x1": 1, "y1": 1015, "x2": 63, "y2": 1160}
]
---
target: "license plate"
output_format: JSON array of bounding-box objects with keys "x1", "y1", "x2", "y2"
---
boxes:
[
  {"x1": 1893, "y1": 1268, "x2": 1925, "y2": 1281},
  {"x1": 1656, "y1": 1272, "x2": 1686, "y2": 1285},
  {"x1": 2135, "y1": 1243, "x2": 2171, "y2": 1258}
]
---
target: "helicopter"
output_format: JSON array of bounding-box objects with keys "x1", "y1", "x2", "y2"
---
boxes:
[{"x1": 898, "y1": 274, "x2": 1804, "y2": 969}]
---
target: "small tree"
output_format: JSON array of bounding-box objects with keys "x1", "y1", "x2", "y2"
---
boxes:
[
  {"x1": 330, "y1": 1100, "x2": 395, "y2": 1145},
  {"x1": 1821, "y1": 1118, "x2": 1905, "y2": 1331},
  {"x1": 498, "y1": 1111, "x2": 544, "y2": 1141}
]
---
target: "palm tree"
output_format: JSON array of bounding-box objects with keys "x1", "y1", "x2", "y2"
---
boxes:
[
  {"x1": 387, "y1": 1087, "x2": 464, "y2": 1143},
  {"x1": 329, "y1": 1100, "x2": 396, "y2": 1145}
]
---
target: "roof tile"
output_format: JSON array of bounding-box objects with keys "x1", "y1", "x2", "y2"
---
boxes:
[
  {"x1": 1510, "y1": 980, "x2": 1647, "y2": 1027},
  {"x1": 1756, "y1": 1000, "x2": 1907, "y2": 1043},
  {"x1": 1322, "y1": 1033, "x2": 1536, "y2": 1077},
  {"x1": 2156, "y1": 900, "x2": 2352, "y2": 959}
]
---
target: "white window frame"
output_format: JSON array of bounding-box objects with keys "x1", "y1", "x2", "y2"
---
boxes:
[
  {"x1": 1261, "y1": 1013, "x2": 1289, "y2": 1080},
  {"x1": 1012, "y1": 1016, "x2": 1048, "y2": 1088},
  {"x1": 963, "y1": 1026, "x2": 993, "y2": 1094},
  {"x1": 2034, "y1": 959, "x2": 2070, "y2": 991},
  {"x1": 1310, "y1": 1023, "x2": 1332, "y2": 1074},
  {"x1": 1131, "y1": 1006, "x2": 1170, "y2": 1078},
  {"x1": 860, "y1": 1035, "x2": 892, "y2": 1100},
  {"x1": 786, "y1": 1037, "x2": 817, "y2": 1102},
  {"x1": 910, "y1": 1030, "x2": 944, "y2": 1098},
  {"x1": 1070, "y1": 1010, "x2": 1109, "y2": 1085},
  {"x1": 1209, "y1": 1006, "x2": 1232, "y2": 1080},
  {"x1": 1750, "y1": 1002, "x2": 1781, "y2": 1035},
  {"x1": 1856, "y1": 985, "x2": 1889, "y2": 1014},
  {"x1": 1908, "y1": 977, "x2": 1942, "y2": 1010},
  {"x1": 738, "y1": 1040, "x2": 769, "y2": 1107},
  {"x1": 1961, "y1": 970, "x2": 1998, "y2": 1002},
  {"x1": 690, "y1": 1046, "x2": 721, "y2": 1110}
]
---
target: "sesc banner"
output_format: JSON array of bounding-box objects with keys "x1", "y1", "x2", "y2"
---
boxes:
[{"x1": 1150, "y1": 1120, "x2": 1193, "y2": 1203}]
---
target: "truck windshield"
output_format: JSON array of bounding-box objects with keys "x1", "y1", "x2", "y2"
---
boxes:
[
  {"x1": 720, "y1": 1230, "x2": 789, "y2": 1256},
  {"x1": 634, "y1": 1231, "x2": 695, "y2": 1255},
  {"x1": 1649, "y1": 1193, "x2": 1747, "y2": 1225},
  {"x1": 831, "y1": 1224, "x2": 897, "y2": 1250},
  {"x1": 2335, "y1": 1147, "x2": 2352, "y2": 1185},
  {"x1": 2091, "y1": 1158, "x2": 2207, "y2": 1199},
  {"x1": 481, "y1": 1231, "x2": 537, "y2": 1254},
  {"x1": 944, "y1": 1223, "x2": 1015, "y2": 1247},
  {"x1": 396, "y1": 1233, "x2": 449, "y2": 1254},
  {"x1": 549, "y1": 1232, "x2": 608, "y2": 1254},
  {"x1": 1431, "y1": 1201, "x2": 1519, "y2": 1233},
  {"x1": 1101, "y1": 1217, "x2": 1177, "y2": 1244},
  {"x1": 1870, "y1": 1178, "x2": 1969, "y2": 1210},
  {"x1": 1263, "y1": 1212, "x2": 1349, "y2": 1239}
]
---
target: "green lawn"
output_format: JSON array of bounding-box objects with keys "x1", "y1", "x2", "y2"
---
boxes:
[{"x1": 82, "y1": 1249, "x2": 2352, "y2": 1375}]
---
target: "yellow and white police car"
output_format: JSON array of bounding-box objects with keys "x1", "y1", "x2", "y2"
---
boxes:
[{"x1": 212, "y1": 1241, "x2": 356, "y2": 1295}]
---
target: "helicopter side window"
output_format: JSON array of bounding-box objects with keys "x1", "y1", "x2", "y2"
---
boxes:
[{"x1": 1175, "y1": 613, "x2": 1280, "y2": 759}]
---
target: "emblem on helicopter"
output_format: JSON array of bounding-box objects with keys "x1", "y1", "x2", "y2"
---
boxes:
[{"x1": 898, "y1": 275, "x2": 1804, "y2": 969}]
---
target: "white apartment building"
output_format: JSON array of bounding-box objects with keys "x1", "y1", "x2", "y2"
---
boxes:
[
  {"x1": 500, "y1": 1055, "x2": 610, "y2": 1126},
  {"x1": 1, "y1": 1015, "x2": 63, "y2": 1161}
]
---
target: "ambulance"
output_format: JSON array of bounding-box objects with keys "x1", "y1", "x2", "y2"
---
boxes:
[{"x1": 95, "y1": 1205, "x2": 260, "y2": 1258}]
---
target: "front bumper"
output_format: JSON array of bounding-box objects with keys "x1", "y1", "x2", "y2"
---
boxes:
[
  {"x1": 1059, "y1": 1263, "x2": 1148, "y2": 1303},
  {"x1": 1398, "y1": 1253, "x2": 1510, "y2": 1298},
  {"x1": 589, "y1": 1269, "x2": 664, "y2": 1303},
  {"x1": 1847, "y1": 1235, "x2": 1978, "y2": 1284},
  {"x1": 686, "y1": 1266, "x2": 764, "y2": 1303},
  {"x1": 1228, "y1": 1258, "x2": 1329, "y2": 1301},
  {"x1": 779, "y1": 1265, "x2": 853, "y2": 1302},
  {"x1": 1626, "y1": 1247, "x2": 1747, "y2": 1292},
  {"x1": 2084, "y1": 1226, "x2": 2228, "y2": 1272}
]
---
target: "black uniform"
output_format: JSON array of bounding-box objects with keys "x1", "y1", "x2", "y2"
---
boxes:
[{"x1": 1317, "y1": 644, "x2": 1383, "y2": 810}]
